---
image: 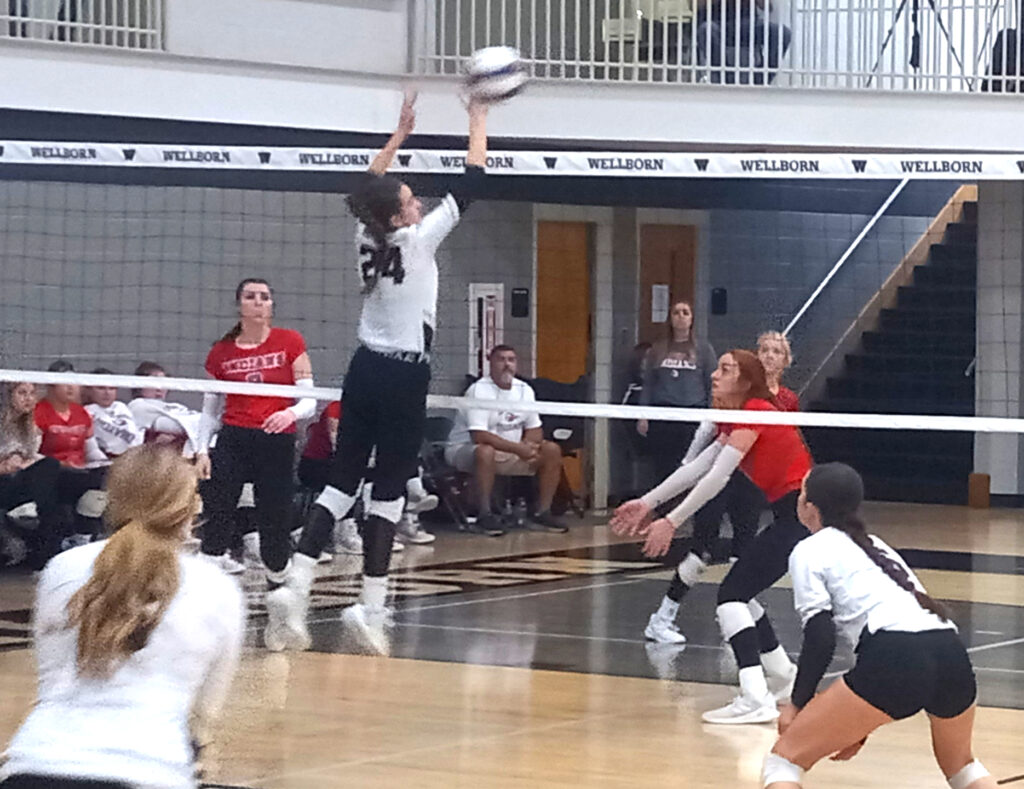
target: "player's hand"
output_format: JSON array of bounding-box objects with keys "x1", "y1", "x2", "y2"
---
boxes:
[
  {"x1": 194, "y1": 453, "x2": 212, "y2": 481},
  {"x1": 641, "y1": 517, "x2": 675, "y2": 557},
  {"x1": 610, "y1": 498, "x2": 653, "y2": 536},
  {"x1": 398, "y1": 89, "x2": 417, "y2": 136},
  {"x1": 263, "y1": 409, "x2": 297, "y2": 434},
  {"x1": 636, "y1": 419, "x2": 649, "y2": 437},
  {"x1": 830, "y1": 737, "x2": 867, "y2": 761},
  {"x1": 777, "y1": 702, "x2": 798, "y2": 735}
]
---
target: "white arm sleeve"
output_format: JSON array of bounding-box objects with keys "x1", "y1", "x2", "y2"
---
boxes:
[
  {"x1": 682, "y1": 420, "x2": 717, "y2": 464},
  {"x1": 640, "y1": 440, "x2": 723, "y2": 509},
  {"x1": 418, "y1": 195, "x2": 461, "y2": 255},
  {"x1": 83, "y1": 436, "x2": 107, "y2": 465},
  {"x1": 664, "y1": 444, "x2": 744, "y2": 527},
  {"x1": 286, "y1": 378, "x2": 317, "y2": 421},
  {"x1": 196, "y1": 393, "x2": 223, "y2": 454}
]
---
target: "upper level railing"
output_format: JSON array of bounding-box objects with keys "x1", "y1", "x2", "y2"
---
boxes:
[
  {"x1": 411, "y1": 0, "x2": 1024, "y2": 92},
  {"x1": 1, "y1": 0, "x2": 161, "y2": 50}
]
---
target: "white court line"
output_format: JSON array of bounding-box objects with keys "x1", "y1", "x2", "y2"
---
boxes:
[{"x1": 966, "y1": 635, "x2": 1024, "y2": 655}]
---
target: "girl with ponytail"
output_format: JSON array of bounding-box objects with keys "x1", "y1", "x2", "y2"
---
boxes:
[
  {"x1": 1, "y1": 445, "x2": 244, "y2": 789},
  {"x1": 762, "y1": 462, "x2": 995, "y2": 789}
]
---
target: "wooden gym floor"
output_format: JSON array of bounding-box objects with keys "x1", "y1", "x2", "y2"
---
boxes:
[{"x1": 2, "y1": 501, "x2": 1024, "y2": 787}]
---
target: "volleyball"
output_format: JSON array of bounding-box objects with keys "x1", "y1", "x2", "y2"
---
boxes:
[{"x1": 465, "y1": 46, "x2": 527, "y2": 103}]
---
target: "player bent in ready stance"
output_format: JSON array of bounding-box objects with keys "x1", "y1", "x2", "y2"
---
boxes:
[{"x1": 763, "y1": 463, "x2": 995, "y2": 789}]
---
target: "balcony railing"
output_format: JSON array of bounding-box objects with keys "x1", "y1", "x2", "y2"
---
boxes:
[
  {"x1": 411, "y1": 0, "x2": 1024, "y2": 92},
  {"x1": 2, "y1": 0, "x2": 161, "y2": 50}
]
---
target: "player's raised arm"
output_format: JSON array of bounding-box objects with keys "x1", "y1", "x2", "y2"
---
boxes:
[
  {"x1": 466, "y1": 98, "x2": 488, "y2": 168},
  {"x1": 368, "y1": 90, "x2": 417, "y2": 175}
]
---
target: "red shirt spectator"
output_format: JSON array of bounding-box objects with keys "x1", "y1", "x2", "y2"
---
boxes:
[
  {"x1": 204, "y1": 327, "x2": 307, "y2": 433},
  {"x1": 303, "y1": 401, "x2": 341, "y2": 461},
  {"x1": 35, "y1": 400, "x2": 93, "y2": 468}
]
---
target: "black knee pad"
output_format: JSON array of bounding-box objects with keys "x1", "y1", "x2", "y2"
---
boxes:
[
  {"x1": 296, "y1": 504, "x2": 335, "y2": 559},
  {"x1": 362, "y1": 515, "x2": 397, "y2": 577}
]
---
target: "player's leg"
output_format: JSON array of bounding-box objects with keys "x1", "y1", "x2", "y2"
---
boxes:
[{"x1": 198, "y1": 425, "x2": 250, "y2": 574}]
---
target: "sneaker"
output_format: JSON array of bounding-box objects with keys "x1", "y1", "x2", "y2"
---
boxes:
[
  {"x1": 341, "y1": 603, "x2": 390, "y2": 656},
  {"x1": 701, "y1": 694, "x2": 779, "y2": 725},
  {"x1": 766, "y1": 662, "x2": 797, "y2": 703},
  {"x1": 264, "y1": 586, "x2": 311, "y2": 652},
  {"x1": 644, "y1": 613, "x2": 687, "y2": 644},
  {"x1": 406, "y1": 492, "x2": 439, "y2": 514},
  {"x1": 527, "y1": 510, "x2": 569, "y2": 534},
  {"x1": 468, "y1": 512, "x2": 505, "y2": 537},
  {"x1": 334, "y1": 518, "x2": 363, "y2": 555},
  {"x1": 202, "y1": 552, "x2": 245, "y2": 576},
  {"x1": 396, "y1": 514, "x2": 436, "y2": 545},
  {"x1": 391, "y1": 539, "x2": 405, "y2": 553},
  {"x1": 60, "y1": 533, "x2": 92, "y2": 552}
]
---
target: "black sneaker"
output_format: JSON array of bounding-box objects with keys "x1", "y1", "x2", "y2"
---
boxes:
[
  {"x1": 467, "y1": 512, "x2": 505, "y2": 537},
  {"x1": 527, "y1": 510, "x2": 569, "y2": 533}
]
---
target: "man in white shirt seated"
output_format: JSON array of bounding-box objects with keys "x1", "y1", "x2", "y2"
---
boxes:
[{"x1": 446, "y1": 345, "x2": 569, "y2": 536}]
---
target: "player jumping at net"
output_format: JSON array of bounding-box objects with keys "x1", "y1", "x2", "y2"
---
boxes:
[
  {"x1": 643, "y1": 331, "x2": 799, "y2": 645},
  {"x1": 763, "y1": 462, "x2": 996, "y2": 789},
  {"x1": 271, "y1": 91, "x2": 489, "y2": 656},
  {"x1": 612, "y1": 349, "x2": 811, "y2": 724}
]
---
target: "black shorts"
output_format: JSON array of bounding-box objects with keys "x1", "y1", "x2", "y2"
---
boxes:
[{"x1": 844, "y1": 628, "x2": 977, "y2": 720}]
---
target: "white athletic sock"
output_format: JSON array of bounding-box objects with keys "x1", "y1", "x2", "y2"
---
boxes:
[
  {"x1": 361, "y1": 575, "x2": 388, "y2": 611},
  {"x1": 738, "y1": 666, "x2": 771, "y2": 702},
  {"x1": 761, "y1": 645, "x2": 794, "y2": 677},
  {"x1": 266, "y1": 560, "x2": 290, "y2": 586},
  {"x1": 656, "y1": 597, "x2": 680, "y2": 622}
]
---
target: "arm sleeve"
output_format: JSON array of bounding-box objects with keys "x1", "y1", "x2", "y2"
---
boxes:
[
  {"x1": 664, "y1": 444, "x2": 744, "y2": 527},
  {"x1": 682, "y1": 420, "x2": 717, "y2": 463},
  {"x1": 196, "y1": 393, "x2": 223, "y2": 454},
  {"x1": 640, "y1": 440, "x2": 723, "y2": 509},
  {"x1": 448, "y1": 164, "x2": 487, "y2": 214},
  {"x1": 791, "y1": 610, "x2": 837, "y2": 708},
  {"x1": 286, "y1": 378, "x2": 317, "y2": 421}
]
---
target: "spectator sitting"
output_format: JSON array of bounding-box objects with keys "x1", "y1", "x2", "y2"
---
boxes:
[
  {"x1": 445, "y1": 345, "x2": 569, "y2": 536},
  {"x1": 0, "y1": 381, "x2": 64, "y2": 568},
  {"x1": 127, "y1": 361, "x2": 203, "y2": 457},
  {"x1": 696, "y1": 0, "x2": 791, "y2": 84},
  {"x1": 83, "y1": 368, "x2": 145, "y2": 467},
  {"x1": 34, "y1": 359, "x2": 108, "y2": 548}
]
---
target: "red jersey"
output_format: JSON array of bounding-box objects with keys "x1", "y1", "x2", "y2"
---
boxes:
[
  {"x1": 35, "y1": 400, "x2": 93, "y2": 468},
  {"x1": 774, "y1": 385, "x2": 800, "y2": 413},
  {"x1": 205, "y1": 327, "x2": 307, "y2": 432},
  {"x1": 303, "y1": 401, "x2": 341, "y2": 460},
  {"x1": 720, "y1": 398, "x2": 812, "y2": 502}
]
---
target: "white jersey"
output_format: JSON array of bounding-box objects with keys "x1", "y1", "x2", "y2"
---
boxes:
[
  {"x1": 448, "y1": 376, "x2": 543, "y2": 447},
  {"x1": 128, "y1": 398, "x2": 203, "y2": 457},
  {"x1": 1, "y1": 541, "x2": 244, "y2": 789},
  {"x1": 356, "y1": 194, "x2": 460, "y2": 355},
  {"x1": 84, "y1": 401, "x2": 145, "y2": 462},
  {"x1": 789, "y1": 527, "x2": 954, "y2": 647}
]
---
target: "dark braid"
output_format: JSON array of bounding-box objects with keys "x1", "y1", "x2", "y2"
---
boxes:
[
  {"x1": 805, "y1": 463, "x2": 951, "y2": 622},
  {"x1": 347, "y1": 174, "x2": 403, "y2": 295}
]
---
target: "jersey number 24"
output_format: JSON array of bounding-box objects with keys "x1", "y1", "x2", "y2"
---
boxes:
[{"x1": 360, "y1": 245, "x2": 405, "y2": 287}]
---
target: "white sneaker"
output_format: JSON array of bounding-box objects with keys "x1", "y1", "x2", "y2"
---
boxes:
[
  {"x1": 333, "y1": 518, "x2": 363, "y2": 555},
  {"x1": 766, "y1": 662, "x2": 797, "y2": 703},
  {"x1": 341, "y1": 603, "x2": 390, "y2": 656},
  {"x1": 406, "y1": 492, "x2": 439, "y2": 514},
  {"x1": 392, "y1": 539, "x2": 405, "y2": 553},
  {"x1": 644, "y1": 613, "x2": 687, "y2": 644},
  {"x1": 202, "y1": 552, "x2": 245, "y2": 576},
  {"x1": 396, "y1": 514, "x2": 436, "y2": 545},
  {"x1": 701, "y1": 693, "x2": 779, "y2": 725},
  {"x1": 264, "y1": 586, "x2": 311, "y2": 652}
]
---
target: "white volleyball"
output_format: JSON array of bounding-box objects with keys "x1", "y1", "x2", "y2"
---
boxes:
[{"x1": 465, "y1": 46, "x2": 527, "y2": 103}]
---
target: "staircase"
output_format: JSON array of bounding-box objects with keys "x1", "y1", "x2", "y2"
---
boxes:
[{"x1": 806, "y1": 201, "x2": 977, "y2": 504}]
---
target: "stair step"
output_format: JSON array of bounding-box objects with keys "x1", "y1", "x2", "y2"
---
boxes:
[
  {"x1": 962, "y1": 201, "x2": 978, "y2": 224},
  {"x1": 844, "y1": 352, "x2": 973, "y2": 375},
  {"x1": 897, "y1": 285, "x2": 975, "y2": 310},
  {"x1": 862, "y1": 476, "x2": 968, "y2": 505},
  {"x1": 811, "y1": 397, "x2": 974, "y2": 415},
  {"x1": 805, "y1": 426, "x2": 973, "y2": 455},
  {"x1": 862, "y1": 330, "x2": 975, "y2": 354},
  {"x1": 928, "y1": 243, "x2": 977, "y2": 266},
  {"x1": 805, "y1": 443, "x2": 972, "y2": 477},
  {"x1": 879, "y1": 309, "x2": 975, "y2": 332},
  {"x1": 942, "y1": 222, "x2": 977, "y2": 246},
  {"x1": 913, "y1": 265, "x2": 976, "y2": 288}
]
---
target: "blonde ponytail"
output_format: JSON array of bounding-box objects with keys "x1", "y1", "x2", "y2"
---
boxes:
[{"x1": 67, "y1": 445, "x2": 200, "y2": 678}]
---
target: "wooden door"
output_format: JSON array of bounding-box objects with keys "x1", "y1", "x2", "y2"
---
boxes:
[{"x1": 638, "y1": 224, "x2": 697, "y2": 345}]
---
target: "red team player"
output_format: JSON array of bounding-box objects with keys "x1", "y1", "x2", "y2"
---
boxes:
[
  {"x1": 613, "y1": 349, "x2": 813, "y2": 724},
  {"x1": 196, "y1": 278, "x2": 317, "y2": 648}
]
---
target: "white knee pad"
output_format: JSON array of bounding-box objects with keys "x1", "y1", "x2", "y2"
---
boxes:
[
  {"x1": 677, "y1": 552, "x2": 706, "y2": 586},
  {"x1": 748, "y1": 597, "x2": 765, "y2": 621},
  {"x1": 237, "y1": 482, "x2": 255, "y2": 508},
  {"x1": 948, "y1": 760, "x2": 989, "y2": 789},
  {"x1": 762, "y1": 752, "x2": 804, "y2": 787},
  {"x1": 76, "y1": 489, "x2": 108, "y2": 518},
  {"x1": 317, "y1": 486, "x2": 355, "y2": 520},
  {"x1": 717, "y1": 600, "x2": 756, "y2": 641},
  {"x1": 366, "y1": 496, "x2": 404, "y2": 524}
]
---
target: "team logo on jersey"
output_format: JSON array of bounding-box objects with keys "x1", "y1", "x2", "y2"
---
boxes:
[{"x1": 220, "y1": 351, "x2": 287, "y2": 376}]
